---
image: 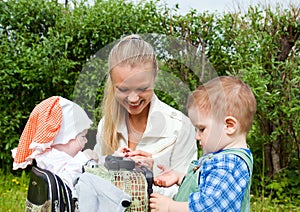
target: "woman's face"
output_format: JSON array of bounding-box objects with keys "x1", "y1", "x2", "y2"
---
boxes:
[{"x1": 111, "y1": 61, "x2": 156, "y2": 115}]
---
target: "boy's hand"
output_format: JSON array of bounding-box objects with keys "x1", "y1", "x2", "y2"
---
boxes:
[
  {"x1": 149, "y1": 193, "x2": 172, "y2": 211},
  {"x1": 154, "y1": 164, "x2": 180, "y2": 187}
]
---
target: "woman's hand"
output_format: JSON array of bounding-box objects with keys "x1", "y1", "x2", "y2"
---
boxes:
[
  {"x1": 125, "y1": 150, "x2": 154, "y2": 169},
  {"x1": 113, "y1": 147, "x2": 132, "y2": 157}
]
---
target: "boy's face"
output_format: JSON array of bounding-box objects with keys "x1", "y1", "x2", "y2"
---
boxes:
[{"x1": 188, "y1": 106, "x2": 225, "y2": 154}]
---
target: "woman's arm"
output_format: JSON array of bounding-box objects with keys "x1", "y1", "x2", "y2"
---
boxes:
[{"x1": 169, "y1": 116, "x2": 198, "y2": 173}]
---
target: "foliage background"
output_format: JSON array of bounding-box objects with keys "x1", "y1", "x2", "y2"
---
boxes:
[{"x1": 0, "y1": 0, "x2": 299, "y2": 209}]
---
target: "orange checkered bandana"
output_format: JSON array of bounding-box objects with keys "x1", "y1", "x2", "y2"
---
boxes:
[{"x1": 12, "y1": 96, "x2": 62, "y2": 169}]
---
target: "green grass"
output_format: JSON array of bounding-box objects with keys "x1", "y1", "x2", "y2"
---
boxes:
[
  {"x1": 0, "y1": 170, "x2": 29, "y2": 211},
  {"x1": 1, "y1": 170, "x2": 300, "y2": 211},
  {"x1": 251, "y1": 195, "x2": 300, "y2": 211}
]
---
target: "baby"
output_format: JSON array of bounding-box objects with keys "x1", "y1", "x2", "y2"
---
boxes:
[{"x1": 12, "y1": 96, "x2": 131, "y2": 212}]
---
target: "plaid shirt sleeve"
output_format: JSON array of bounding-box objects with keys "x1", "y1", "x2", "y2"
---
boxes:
[{"x1": 188, "y1": 153, "x2": 250, "y2": 212}]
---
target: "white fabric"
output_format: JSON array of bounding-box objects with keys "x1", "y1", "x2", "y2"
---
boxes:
[
  {"x1": 94, "y1": 95, "x2": 198, "y2": 197},
  {"x1": 53, "y1": 97, "x2": 93, "y2": 145},
  {"x1": 75, "y1": 172, "x2": 131, "y2": 212},
  {"x1": 35, "y1": 148, "x2": 89, "y2": 194}
]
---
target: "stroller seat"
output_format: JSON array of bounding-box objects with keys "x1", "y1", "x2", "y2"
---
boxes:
[
  {"x1": 26, "y1": 166, "x2": 78, "y2": 212},
  {"x1": 26, "y1": 156, "x2": 153, "y2": 212}
]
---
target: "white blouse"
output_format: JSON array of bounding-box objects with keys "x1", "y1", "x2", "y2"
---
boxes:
[{"x1": 94, "y1": 95, "x2": 198, "y2": 197}]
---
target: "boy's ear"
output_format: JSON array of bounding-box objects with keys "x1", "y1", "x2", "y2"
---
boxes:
[{"x1": 224, "y1": 116, "x2": 238, "y2": 135}]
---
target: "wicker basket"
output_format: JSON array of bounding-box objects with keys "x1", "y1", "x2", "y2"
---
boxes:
[{"x1": 84, "y1": 163, "x2": 151, "y2": 212}]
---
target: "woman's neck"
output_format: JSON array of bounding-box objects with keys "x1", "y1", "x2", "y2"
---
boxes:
[
  {"x1": 127, "y1": 104, "x2": 149, "y2": 149},
  {"x1": 128, "y1": 104, "x2": 149, "y2": 131}
]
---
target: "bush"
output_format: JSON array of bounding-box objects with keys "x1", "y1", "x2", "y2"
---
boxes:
[{"x1": 0, "y1": 0, "x2": 172, "y2": 171}]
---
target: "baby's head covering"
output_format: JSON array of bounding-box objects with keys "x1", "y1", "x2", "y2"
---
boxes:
[{"x1": 12, "y1": 96, "x2": 93, "y2": 170}]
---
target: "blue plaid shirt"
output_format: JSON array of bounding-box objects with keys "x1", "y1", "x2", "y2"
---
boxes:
[{"x1": 188, "y1": 150, "x2": 251, "y2": 212}]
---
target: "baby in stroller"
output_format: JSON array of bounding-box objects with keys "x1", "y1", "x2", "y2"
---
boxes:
[{"x1": 12, "y1": 96, "x2": 131, "y2": 212}]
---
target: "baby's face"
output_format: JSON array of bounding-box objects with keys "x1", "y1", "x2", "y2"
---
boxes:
[
  {"x1": 75, "y1": 129, "x2": 88, "y2": 149},
  {"x1": 54, "y1": 129, "x2": 88, "y2": 157}
]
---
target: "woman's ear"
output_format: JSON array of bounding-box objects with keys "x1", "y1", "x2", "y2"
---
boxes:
[{"x1": 224, "y1": 116, "x2": 238, "y2": 135}]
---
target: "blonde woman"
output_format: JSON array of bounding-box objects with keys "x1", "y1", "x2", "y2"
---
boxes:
[{"x1": 94, "y1": 34, "x2": 198, "y2": 197}]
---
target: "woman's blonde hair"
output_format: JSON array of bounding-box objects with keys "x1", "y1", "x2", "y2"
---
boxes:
[
  {"x1": 100, "y1": 34, "x2": 158, "y2": 155},
  {"x1": 187, "y1": 76, "x2": 257, "y2": 134}
]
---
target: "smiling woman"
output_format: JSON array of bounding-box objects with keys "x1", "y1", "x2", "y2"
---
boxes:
[
  {"x1": 112, "y1": 62, "x2": 155, "y2": 149},
  {"x1": 93, "y1": 34, "x2": 198, "y2": 198}
]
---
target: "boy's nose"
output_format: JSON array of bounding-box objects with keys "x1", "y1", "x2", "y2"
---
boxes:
[{"x1": 195, "y1": 132, "x2": 201, "y2": 141}]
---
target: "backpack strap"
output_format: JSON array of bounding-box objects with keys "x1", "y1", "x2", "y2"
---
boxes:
[
  {"x1": 221, "y1": 149, "x2": 253, "y2": 212},
  {"x1": 221, "y1": 149, "x2": 253, "y2": 173},
  {"x1": 27, "y1": 165, "x2": 75, "y2": 212}
]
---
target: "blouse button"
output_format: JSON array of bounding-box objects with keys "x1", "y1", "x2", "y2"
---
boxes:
[{"x1": 171, "y1": 111, "x2": 177, "y2": 117}]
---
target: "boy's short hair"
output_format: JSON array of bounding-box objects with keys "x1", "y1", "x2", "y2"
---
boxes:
[{"x1": 187, "y1": 76, "x2": 257, "y2": 133}]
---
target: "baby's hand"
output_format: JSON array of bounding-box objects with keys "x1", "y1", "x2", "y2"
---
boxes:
[{"x1": 83, "y1": 149, "x2": 99, "y2": 162}]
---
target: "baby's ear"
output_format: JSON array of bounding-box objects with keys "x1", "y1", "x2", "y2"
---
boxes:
[{"x1": 224, "y1": 116, "x2": 238, "y2": 135}]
